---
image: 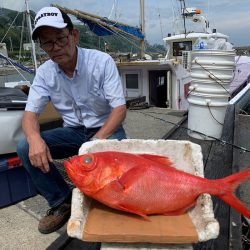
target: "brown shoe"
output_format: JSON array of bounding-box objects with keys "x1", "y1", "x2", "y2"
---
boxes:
[{"x1": 38, "y1": 203, "x2": 71, "y2": 234}]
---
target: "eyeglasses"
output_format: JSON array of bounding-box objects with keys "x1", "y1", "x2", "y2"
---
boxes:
[{"x1": 40, "y1": 31, "x2": 71, "y2": 52}]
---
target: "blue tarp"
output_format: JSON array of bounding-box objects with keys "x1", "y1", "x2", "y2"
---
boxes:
[
  {"x1": 78, "y1": 17, "x2": 144, "y2": 39},
  {"x1": 0, "y1": 53, "x2": 34, "y2": 74}
]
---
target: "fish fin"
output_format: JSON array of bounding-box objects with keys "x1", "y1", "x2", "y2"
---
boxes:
[
  {"x1": 116, "y1": 204, "x2": 150, "y2": 220},
  {"x1": 116, "y1": 167, "x2": 151, "y2": 220},
  {"x1": 138, "y1": 154, "x2": 174, "y2": 168},
  {"x1": 96, "y1": 177, "x2": 150, "y2": 220},
  {"x1": 118, "y1": 165, "x2": 147, "y2": 190},
  {"x1": 218, "y1": 168, "x2": 250, "y2": 219}
]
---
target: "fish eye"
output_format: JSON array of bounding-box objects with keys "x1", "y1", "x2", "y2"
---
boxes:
[
  {"x1": 83, "y1": 156, "x2": 92, "y2": 164},
  {"x1": 81, "y1": 154, "x2": 96, "y2": 171}
]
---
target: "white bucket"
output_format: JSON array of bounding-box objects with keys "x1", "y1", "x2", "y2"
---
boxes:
[
  {"x1": 191, "y1": 65, "x2": 234, "y2": 82},
  {"x1": 187, "y1": 50, "x2": 235, "y2": 140},
  {"x1": 190, "y1": 80, "x2": 230, "y2": 94}
]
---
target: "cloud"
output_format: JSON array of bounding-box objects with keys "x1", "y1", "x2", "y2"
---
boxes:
[
  {"x1": 2, "y1": 0, "x2": 249, "y2": 46},
  {"x1": 2, "y1": 0, "x2": 26, "y2": 11},
  {"x1": 210, "y1": 12, "x2": 250, "y2": 46}
]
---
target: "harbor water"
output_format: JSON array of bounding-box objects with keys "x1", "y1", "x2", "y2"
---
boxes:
[{"x1": 0, "y1": 70, "x2": 34, "y2": 87}]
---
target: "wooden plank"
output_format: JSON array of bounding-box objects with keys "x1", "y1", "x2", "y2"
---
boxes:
[
  {"x1": 231, "y1": 108, "x2": 250, "y2": 250},
  {"x1": 230, "y1": 210, "x2": 242, "y2": 250},
  {"x1": 236, "y1": 113, "x2": 250, "y2": 206},
  {"x1": 163, "y1": 115, "x2": 187, "y2": 139},
  {"x1": 83, "y1": 201, "x2": 199, "y2": 244},
  {"x1": 199, "y1": 141, "x2": 232, "y2": 250},
  {"x1": 231, "y1": 106, "x2": 243, "y2": 250},
  {"x1": 194, "y1": 104, "x2": 236, "y2": 250}
]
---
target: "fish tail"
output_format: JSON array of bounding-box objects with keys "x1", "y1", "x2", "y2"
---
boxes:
[{"x1": 216, "y1": 168, "x2": 250, "y2": 218}]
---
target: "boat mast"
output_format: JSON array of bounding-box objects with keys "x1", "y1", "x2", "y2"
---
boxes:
[
  {"x1": 25, "y1": 0, "x2": 37, "y2": 72},
  {"x1": 140, "y1": 0, "x2": 145, "y2": 58}
]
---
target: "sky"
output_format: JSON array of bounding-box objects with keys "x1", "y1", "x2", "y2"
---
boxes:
[{"x1": 1, "y1": 0, "x2": 250, "y2": 47}]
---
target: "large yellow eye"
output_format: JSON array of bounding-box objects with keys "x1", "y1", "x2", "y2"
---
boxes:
[{"x1": 81, "y1": 154, "x2": 96, "y2": 171}]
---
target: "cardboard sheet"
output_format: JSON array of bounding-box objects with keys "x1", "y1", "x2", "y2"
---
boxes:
[{"x1": 82, "y1": 201, "x2": 199, "y2": 244}]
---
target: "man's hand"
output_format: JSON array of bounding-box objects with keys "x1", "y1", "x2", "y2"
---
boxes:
[
  {"x1": 28, "y1": 134, "x2": 53, "y2": 173},
  {"x1": 22, "y1": 111, "x2": 53, "y2": 173}
]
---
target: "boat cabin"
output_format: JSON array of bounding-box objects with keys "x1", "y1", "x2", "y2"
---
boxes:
[
  {"x1": 117, "y1": 59, "x2": 191, "y2": 110},
  {"x1": 164, "y1": 32, "x2": 229, "y2": 61},
  {"x1": 117, "y1": 8, "x2": 232, "y2": 111}
]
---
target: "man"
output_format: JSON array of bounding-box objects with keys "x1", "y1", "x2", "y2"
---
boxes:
[{"x1": 16, "y1": 6, "x2": 127, "y2": 234}]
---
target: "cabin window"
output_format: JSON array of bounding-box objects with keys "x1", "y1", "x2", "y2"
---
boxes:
[
  {"x1": 126, "y1": 74, "x2": 139, "y2": 89},
  {"x1": 158, "y1": 76, "x2": 165, "y2": 86},
  {"x1": 173, "y1": 41, "x2": 192, "y2": 56}
]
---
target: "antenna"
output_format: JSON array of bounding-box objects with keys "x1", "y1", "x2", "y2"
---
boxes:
[
  {"x1": 108, "y1": 0, "x2": 117, "y2": 19},
  {"x1": 0, "y1": 0, "x2": 3, "y2": 11},
  {"x1": 157, "y1": 6, "x2": 164, "y2": 43},
  {"x1": 207, "y1": 0, "x2": 210, "y2": 22},
  {"x1": 179, "y1": 0, "x2": 187, "y2": 36}
]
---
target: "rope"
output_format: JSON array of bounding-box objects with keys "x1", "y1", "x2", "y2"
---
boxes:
[
  {"x1": 207, "y1": 103, "x2": 224, "y2": 126},
  {"x1": 0, "y1": 12, "x2": 20, "y2": 43},
  {"x1": 2, "y1": 56, "x2": 28, "y2": 81},
  {"x1": 130, "y1": 110, "x2": 250, "y2": 153}
]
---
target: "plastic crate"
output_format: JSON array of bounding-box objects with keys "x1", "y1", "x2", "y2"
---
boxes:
[{"x1": 0, "y1": 156, "x2": 37, "y2": 208}]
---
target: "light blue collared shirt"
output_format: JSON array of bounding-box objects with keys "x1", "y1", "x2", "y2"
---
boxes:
[{"x1": 25, "y1": 47, "x2": 126, "y2": 128}]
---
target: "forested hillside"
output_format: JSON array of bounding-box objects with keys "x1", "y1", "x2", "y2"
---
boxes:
[{"x1": 0, "y1": 7, "x2": 166, "y2": 60}]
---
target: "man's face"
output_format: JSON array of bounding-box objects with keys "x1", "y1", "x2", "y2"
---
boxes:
[{"x1": 38, "y1": 27, "x2": 79, "y2": 66}]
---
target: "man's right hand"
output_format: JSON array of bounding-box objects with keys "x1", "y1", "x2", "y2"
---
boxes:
[
  {"x1": 28, "y1": 134, "x2": 53, "y2": 173},
  {"x1": 22, "y1": 111, "x2": 53, "y2": 173}
]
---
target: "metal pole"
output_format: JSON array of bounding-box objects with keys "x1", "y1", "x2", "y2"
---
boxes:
[
  {"x1": 140, "y1": 0, "x2": 145, "y2": 58},
  {"x1": 9, "y1": 37, "x2": 13, "y2": 52},
  {"x1": 19, "y1": 12, "x2": 25, "y2": 61},
  {"x1": 25, "y1": 0, "x2": 37, "y2": 72}
]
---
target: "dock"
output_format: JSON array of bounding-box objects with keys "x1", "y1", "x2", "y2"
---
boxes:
[{"x1": 0, "y1": 96, "x2": 249, "y2": 249}]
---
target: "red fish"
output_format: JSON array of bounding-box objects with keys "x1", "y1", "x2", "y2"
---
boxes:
[{"x1": 64, "y1": 151, "x2": 250, "y2": 219}]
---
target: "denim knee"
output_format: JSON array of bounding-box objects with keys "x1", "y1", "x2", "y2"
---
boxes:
[
  {"x1": 16, "y1": 137, "x2": 30, "y2": 169},
  {"x1": 108, "y1": 126, "x2": 127, "y2": 140}
]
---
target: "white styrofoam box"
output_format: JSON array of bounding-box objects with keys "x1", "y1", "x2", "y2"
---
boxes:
[{"x1": 67, "y1": 139, "x2": 219, "y2": 244}]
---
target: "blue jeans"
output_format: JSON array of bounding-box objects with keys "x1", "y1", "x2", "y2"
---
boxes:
[{"x1": 16, "y1": 125, "x2": 126, "y2": 208}]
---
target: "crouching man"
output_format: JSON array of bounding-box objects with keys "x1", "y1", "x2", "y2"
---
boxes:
[{"x1": 17, "y1": 6, "x2": 126, "y2": 234}]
